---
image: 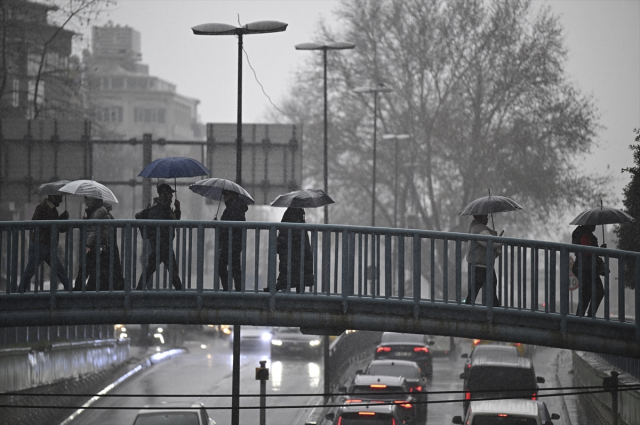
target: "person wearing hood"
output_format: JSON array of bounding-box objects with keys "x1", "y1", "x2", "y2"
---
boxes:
[
  {"x1": 571, "y1": 224, "x2": 606, "y2": 317},
  {"x1": 218, "y1": 189, "x2": 248, "y2": 291},
  {"x1": 18, "y1": 194, "x2": 70, "y2": 292},
  {"x1": 74, "y1": 197, "x2": 124, "y2": 291},
  {"x1": 464, "y1": 214, "x2": 503, "y2": 307},
  {"x1": 137, "y1": 183, "x2": 182, "y2": 291},
  {"x1": 264, "y1": 207, "x2": 314, "y2": 293}
]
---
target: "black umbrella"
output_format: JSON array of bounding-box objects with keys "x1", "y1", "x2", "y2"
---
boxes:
[
  {"x1": 138, "y1": 157, "x2": 210, "y2": 197},
  {"x1": 460, "y1": 190, "x2": 523, "y2": 229},
  {"x1": 270, "y1": 189, "x2": 335, "y2": 209},
  {"x1": 569, "y1": 200, "x2": 634, "y2": 245},
  {"x1": 36, "y1": 180, "x2": 72, "y2": 209}
]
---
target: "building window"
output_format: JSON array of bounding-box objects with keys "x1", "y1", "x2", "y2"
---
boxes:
[
  {"x1": 134, "y1": 107, "x2": 166, "y2": 123},
  {"x1": 96, "y1": 106, "x2": 123, "y2": 122},
  {"x1": 12, "y1": 79, "x2": 19, "y2": 107}
]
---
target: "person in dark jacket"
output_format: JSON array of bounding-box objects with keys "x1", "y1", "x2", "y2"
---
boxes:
[
  {"x1": 572, "y1": 224, "x2": 605, "y2": 317},
  {"x1": 74, "y1": 197, "x2": 124, "y2": 291},
  {"x1": 264, "y1": 207, "x2": 314, "y2": 293},
  {"x1": 137, "y1": 184, "x2": 182, "y2": 290},
  {"x1": 18, "y1": 195, "x2": 70, "y2": 292},
  {"x1": 218, "y1": 189, "x2": 248, "y2": 291},
  {"x1": 464, "y1": 214, "x2": 503, "y2": 307}
]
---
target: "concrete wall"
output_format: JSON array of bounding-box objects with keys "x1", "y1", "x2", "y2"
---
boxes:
[
  {"x1": 0, "y1": 338, "x2": 129, "y2": 393},
  {"x1": 573, "y1": 351, "x2": 640, "y2": 425}
]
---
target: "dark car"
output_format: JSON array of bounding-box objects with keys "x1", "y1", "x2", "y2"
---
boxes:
[
  {"x1": 459, "y1": 354, "x2": 545, "y2": 415},
  {"x1": 374, "y1": 332, "x2": 434, "y2": 377},
  {"x1": 341, "y1": 374, "x2": 417, "y2": 424},
  {"x1": 327, "y1": 404, "x2": 405, "y2": 425},
  {"x1": 360, "y1": 359, "x2": 428, "y2": 423},
  {"x1": 270, "y1": 327, "x2": 322, "y2": 358}
]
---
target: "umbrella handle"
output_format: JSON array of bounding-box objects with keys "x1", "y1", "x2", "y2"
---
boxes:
[{"x1": 214, "y1": 197, "x2": 222, "y2": 220}]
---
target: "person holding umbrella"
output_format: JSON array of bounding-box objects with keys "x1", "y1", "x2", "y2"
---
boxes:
[
  {"x1": 218, "y1": 189, "x2": 248, "y2": 292},
  {"x1": 571, "y1": 224, "x2": 605, "y2": 317},
  {"x1": 136, "y1": 184, "x2": 182, "y2": 291},
  {"x1": 18, "y1": 194, "x2": 70, "y2": 292},
  {"x1": 464, "y1": 214, "x2": 503, "y2": 307},
  {"x1": 264, "y1": 207, "x2": 314, "y2": 293}
]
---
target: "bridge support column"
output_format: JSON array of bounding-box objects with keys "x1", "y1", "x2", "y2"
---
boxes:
[{"x1": 232, "y1": 325, "x2": 241, "y2": 425}]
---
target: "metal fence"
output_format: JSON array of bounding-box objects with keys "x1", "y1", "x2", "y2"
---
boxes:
[{"x1": 1, "y1": 219, "x2": 639, "y2": 355}]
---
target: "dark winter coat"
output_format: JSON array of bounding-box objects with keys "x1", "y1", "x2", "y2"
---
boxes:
[
  {"x1": 146, "y1": 200, "x2": 180, "y2": 246},
  {"x1": 219, "y1": 196, "x2": 248, "y2": 251},
  {"x1": 276, "y1": 208, "x2": 314, "y2": 288},
  {"x1": 571, "y1": 225, "x2": 605, "y2": 276},
  {"x1": 30, "y1": 199, "x2": 68, "y2": 247},
  {"x1": 84, "y1": 199, "x2": 114, "y2": 248}
]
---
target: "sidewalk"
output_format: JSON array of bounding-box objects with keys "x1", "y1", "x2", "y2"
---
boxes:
[{"x1": 552, "y1": 349, "x2": 580, "y2": 425}]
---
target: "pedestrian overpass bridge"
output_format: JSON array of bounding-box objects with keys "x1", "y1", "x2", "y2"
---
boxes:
[{"x1": 1, "y1": 219, "x2": 639, "y2": 358}]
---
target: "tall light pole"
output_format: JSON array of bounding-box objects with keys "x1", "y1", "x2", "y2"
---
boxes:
[
  {"x1": 382, "y1": 134, "x2": 411, "y2": 228},
  {"x1": 192, "y1": 21, "x2": 287, "y2": 425},
  {"x1": 192, "y1": 20, "x2": 288, "y2": 185},
  {"x1": 295, "y1": 42, "x2": 355, "y2": 224},
  {"x1": 353, "y1": 83, "x2": 393, "y2": 227}
]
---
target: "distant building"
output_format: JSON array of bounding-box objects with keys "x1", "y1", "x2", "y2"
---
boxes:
[
  {"x1": 86, "y1": 24, "x2": 203, "y2": 140},
  {"x1": 0, "y1": 0, "x2": 77, "y2": 120}
]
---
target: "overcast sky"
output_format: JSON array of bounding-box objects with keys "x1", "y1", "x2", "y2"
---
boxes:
[{"x1": 93, "y1": 0, "x2": 640, "y2": 211}]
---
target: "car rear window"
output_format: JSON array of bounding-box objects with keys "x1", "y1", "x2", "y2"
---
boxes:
[
  {"x1": 467, "y1": 367, "x2": 536, "y2": 392},
  {"x1": 352, "y1": 386, "x2": 405, "y2": 400},
  {"x1": 367, "y1": 365, "x2": 419, "y2": 379},
  {"x1": 380, "y1": 333, "x2": 424, "y2": 344},
  {"x1": 134, "y1": 412, "x2": 200, "y2": 425},
  {"x1": 472, "y1": 415, "x2": 538, "y2": 425},
  {"x1": 339, "y1": 413, "x2": 395, "y2": 425}
]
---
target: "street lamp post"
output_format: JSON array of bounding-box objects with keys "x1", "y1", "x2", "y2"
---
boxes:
[
  {"x1": 192, "y1": 20, "x2": 288, "y2": 185},
  {"x1": 295, "y1": 42, "x2": 355, "y2": 224},
  {"x1": 192, "y1": 21, "x2": 287, "y2": 425},
  {"x1": 382, "y1": 134, "x2": 411, "y2": 228},
  {"x1": 353, "y1": 83, "x2": 393, "y2": 227}
]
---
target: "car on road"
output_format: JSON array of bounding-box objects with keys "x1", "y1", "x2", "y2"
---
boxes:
[
  {"x1": 459, "y1": 354, "x2": 545, "y2": 415},
  {"x1": 358, "y1": 359, "x2": 428, "y2": 422},
  {"x1": 460, "y1": 344, "x2": 520, "y2": 374},
  {"x1": 452, "y1": 399, "x2": 560, "y2": 425},
  {"x1": 469, "y1": 338, "x2": 530, "y2": 357},
  {"x1": 326, "y1": 404, "x2": 406, "y2": 425},
  {"x1": 229, "y1": 326, "x2": 272, "y2": 348},
  {"x1": 340, "y1": 374, "x2": 417, "y2": 425},
  {"x1": 133, "y1": 402, "x2": 216, "y2": 425},
  {"x1": 374, "y1": 332, "x2": 434, "y2": 377},
  {"x1": 270, "y1": 327, "x2": 322, "y2": 358},
  {"x1": 427, "y1": 335, "x2": 458, "y2": 360}
]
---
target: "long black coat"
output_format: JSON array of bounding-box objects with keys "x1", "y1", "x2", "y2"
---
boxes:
[{"x1": 276, "y1": 208, "x2": 314, "y2": 289}]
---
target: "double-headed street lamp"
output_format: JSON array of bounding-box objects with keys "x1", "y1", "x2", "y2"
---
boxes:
[
  {"x1": 192, "y1": 20, "x2": 288, "y2": 185},
  {"x1": 353, "y1": 83, "x2": 393, "y2": 227},
  {"x1": 295, "y1": 41, "x2": 355, "y2": 224},
  {"x1": 382, "y1": 134, "x2": 411, "y2": 228}
]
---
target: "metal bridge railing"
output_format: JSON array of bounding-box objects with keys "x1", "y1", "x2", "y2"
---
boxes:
[{"x1": 1, "y1": 219, "x2": 638, "y2": 322}]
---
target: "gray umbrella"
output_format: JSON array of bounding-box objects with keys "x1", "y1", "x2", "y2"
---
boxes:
[
  {"x1": 270, "y1": 189, "x2": 335, "y2": 209},
  {"x1": 36, "y1": 180, "x2": 72, "y2": 209},
  {"x1": 460, "y1": 191, "x2": 523, "y2": 230},
  {"x1": 570, "y1": 200, "x2": 634, "y2": 245}
]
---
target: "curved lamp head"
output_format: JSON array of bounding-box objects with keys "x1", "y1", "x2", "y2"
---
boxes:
[
  {"x1": 353, "y1": 83, "x2": 393, "y2": 94},
  {"x1": 382, "y1": 134, "x2": 411, "y2": 141},
  {"x1": 192, "y1": 20, "x2": 287, "y2": 36},
  {"x1": 295, "y1": 41, "x2": 356, "y2": 51}
]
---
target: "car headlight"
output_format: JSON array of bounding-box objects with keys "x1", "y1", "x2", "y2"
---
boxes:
[
  {"x1": 309, "y1": 340, "x2": 321, "y2": 346},
  {"x1": 157, "y1": 327, "x2": 163, "y2": 333},
  {"x1": 261, "y1": 332, "x2": 272, "y2": 342},
  {"x1": 120, "y1": 333, "x2": 128, "y2": 339},
  {"x1": 271, "y1": 339, "x2": 283, "y2": 346},
  {"x1": 120, "y1": 327, "x2": 127, "y2": 333}
]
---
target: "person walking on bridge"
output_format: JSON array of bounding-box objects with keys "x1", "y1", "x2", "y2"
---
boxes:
[
  {"x1": 18, "y1": 194, "x2": 70, "y2": 292},
  {"x1": 218, "y1": 189, "x2": 248, "y2": 291},
  {"x1": 465, "y1": 214, "x2": 502, "y2": 307},
  {"x1": 137, "y1": 184, "x2": 182, "y2": 290},
  {"x1": 572, "y1": 224, "x2": 605, "y2": 317}
]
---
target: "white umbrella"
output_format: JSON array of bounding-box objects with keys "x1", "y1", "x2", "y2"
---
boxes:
[
  {"x1": 189, "y1": 178, "x2": 254, "y2": 219},
  {"x1": 59, "y1": 180, "x2": 119, "y2": 204},
  {"x1": 270, "y1": 189, "x2": 335, "y2": 208}
]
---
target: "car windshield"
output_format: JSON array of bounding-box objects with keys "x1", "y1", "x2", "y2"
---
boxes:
[
  {"x1": 380, "y1": 333, "x2": 424, "y2": 344},
  {"x1": 471, "y1": 415, "x2": 538, "y2": 425},
  {"x1": 276, "y1": 327, "x2": 301, "y2": 334},
  {"x1": 367, "y1": 365, "x2": 419, "y2": 379},
  {"x1": 467, "y1": 367, "x2": 536, "y2": 392},
  {"x1": 352, "y1": 387, "x2": 405, "y2": 400},
  {"x1": 133, "y1": 411, "x2": 200, "y2": 425}
]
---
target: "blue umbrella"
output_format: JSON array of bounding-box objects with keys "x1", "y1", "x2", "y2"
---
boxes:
[{"x1": 139, "y1": 157, "x2": 210, "y2": 197}]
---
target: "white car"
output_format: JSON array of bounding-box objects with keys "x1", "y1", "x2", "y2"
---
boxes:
[
  {"x1": 133, "y1": 402, "x2": 215, "y2": 425},
  {"x1": 452, "y1": 399, "x2": 559, "y2": 425},
  {"x1": 229, "y1": 326, "x2": 272, "y2": 347}
]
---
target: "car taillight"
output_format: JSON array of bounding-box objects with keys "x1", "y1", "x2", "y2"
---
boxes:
[
  {"x1": 394, "y1": 401, "x2": 412, "y2": 408},
  {"x1": 392, "y1": 420, "x2": 395, "y2": 425},
  {"x1": 515, "y1": 343, "x2": 522, "y2": 346},
  {"x1": 498, "y1": 414, "x2": 508, "y2": 417},
  {"x1": 377, "y1": 346, "x2": 392, "y2": 353},
  {"x1": 346, "y1": 399, "x2": 362, "y2": 403},
  {"x1": 413, "y1": 347, "x2": 429, "y2": 353},
  {"x1": 410, "y1": 386, "x2": 422, "y2": 392},
  {"x1": 358, "y1": 412, "x2": 376, "y2": 416},
  {"x1": 532, "y1": 393, "x2": 537, "y2": 401},
  {"x1": 338, "y1": 417, "x2": 342, "y2": 425},
  {"x1": 370, "y1": 384, "x2": 387, "y2": 388},
  {"x1": 465, "y1": 391, "x2": 471, "y2": 400},
  {"x1": 473, "y1": 339, "x2": 481, "y2": 346}
]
